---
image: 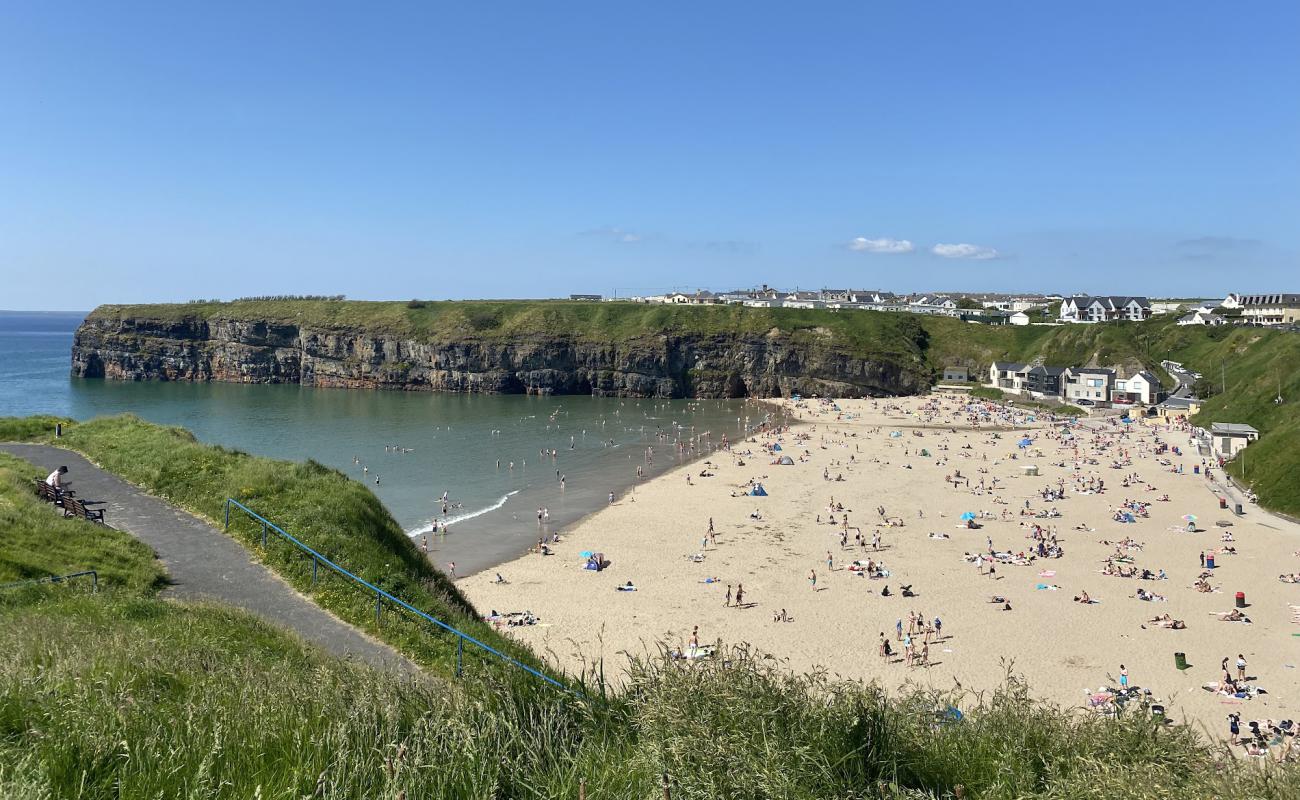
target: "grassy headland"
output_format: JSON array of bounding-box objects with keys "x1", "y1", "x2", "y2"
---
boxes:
[{"x1": 83, "y1": 299, "x2": 1299, "y2": 512}]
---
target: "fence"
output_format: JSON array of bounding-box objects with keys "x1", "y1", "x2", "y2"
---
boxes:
[
  {"x1": 0, "y1": 570, "x2": 98, "y2": 593},
  {"x1": 223, "y1": 498, "x2": 571, "y2": 693}
]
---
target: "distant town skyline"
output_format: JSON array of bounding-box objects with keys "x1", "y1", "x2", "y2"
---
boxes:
[{"x1": 2, "y1": 2, "x2": 1297, "y2": 311}]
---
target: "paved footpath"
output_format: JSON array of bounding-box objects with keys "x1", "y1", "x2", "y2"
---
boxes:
[{"x1": 2, "y1": 444, "x2": 414, "y2": 673}]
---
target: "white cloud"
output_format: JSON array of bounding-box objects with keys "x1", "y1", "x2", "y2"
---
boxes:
[
  {"x1": 931, "y1": 242, "x2": 999, "y2": 260},
  {"x1": 581, "y1": 226, "x2": 642, "y2": 243},
  {"x1": 848, "y1": 236, "x2": 914, "y2": 254}
]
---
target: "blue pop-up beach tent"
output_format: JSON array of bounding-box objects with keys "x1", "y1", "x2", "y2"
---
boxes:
[
  {"x1": 749, "y1": 484, "x2": 768, "y2": 496},
  {"x1": 960, "y1": 512, "x2": 976, "y2": 521}
]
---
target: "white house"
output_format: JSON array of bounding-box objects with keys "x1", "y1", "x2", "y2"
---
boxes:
[
  {"x1": 1112, "y1": 370, "x2": 1161, "y2": 405},
  {"x1": 1059, "y1": 296, "x2": 1152, "y2": 323},
  {"x1": 1009, "y1": 311, "x2": 1030, "y2": 326},
  {"x1": 1177, "y1": 311, "x2": 1226, "y2": 326}
]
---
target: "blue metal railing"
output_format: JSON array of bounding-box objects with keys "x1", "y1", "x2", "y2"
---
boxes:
[
  {"x1": 223, "y1": 498, "x2": 571, "y2": 693},
  {"x1": 0, "y1": 570, "x2": 98, "y2": 593}
]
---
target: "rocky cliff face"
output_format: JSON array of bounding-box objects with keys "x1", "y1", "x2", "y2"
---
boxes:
[{"x1": 72, "y1": 315, "x2": 929, "y2": 398}]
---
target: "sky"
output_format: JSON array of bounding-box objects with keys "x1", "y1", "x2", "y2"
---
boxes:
[{"x1": 1, "y1": 1, "x2": 1297, "y2": 311}]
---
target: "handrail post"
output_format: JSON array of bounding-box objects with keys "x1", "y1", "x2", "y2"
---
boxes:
[
  {"x1": 311, "y1": 555, "x2": 318, "y2": 586},
  {"x1": 224, "y1": 499, "x2": 230, "y2": 530},
  {"x1": 456, "y1": 636, "x2": 463, "y2": 677},
  {"x1": 91, "y1": 570, "x2": 97, "y2": 593},
  {"x1": 375, "y1": 593, "x2": 381, "y2": 625},
  {"x1": 261, "y1": 523, "x2": 267, "y2": 547}
]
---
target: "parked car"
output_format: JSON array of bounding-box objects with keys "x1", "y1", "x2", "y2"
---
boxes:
[{"x1": 1077, "y1": 399, "x2": 1095, "y2": 406}]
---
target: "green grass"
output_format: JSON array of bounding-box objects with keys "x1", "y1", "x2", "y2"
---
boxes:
[
  {"x1": 0, "y1": 451, "x2": 165, "y2": 597},
  {"x1": 2, "y1": 414, "x2": 549, "y2": 682},
  {"x1": 2, "y1": 431, "x2": 1298, "y2": 797},
  {"x1": 2, "y1": 600, "x2": 1296, "y2": 799}
]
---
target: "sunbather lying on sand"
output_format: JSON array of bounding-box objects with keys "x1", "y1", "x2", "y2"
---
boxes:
[
  {"x1": 1147, "y1": 614, "x2": 1186, "y2": 629},
  {"x1": 1213, "y1": 609, "x2": 1251, "y2": 622}
]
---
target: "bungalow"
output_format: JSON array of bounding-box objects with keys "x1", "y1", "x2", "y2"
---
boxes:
[
  {"x1": 1154, "y1": 396, "x2": 1202, "y2": 420},
  {"x1": 942, "y1": 366, "x2": 970, "y2": 382},
  {"x1": 1059, "y1": 296, "x2": 1152, "y2": 323},
  {"x1": 1009, "y1": 311, "x2": 1030, "y2": 326},
  {"x1": 1177, "y1": 311, "x2": 1226, "y2": 326},
  {"x1": 1210, "y1": 423, "x2": 1260, "y2": 458},
  {"x1": 1063, "y1": 367, "x2": 1115, "y2": 405}
]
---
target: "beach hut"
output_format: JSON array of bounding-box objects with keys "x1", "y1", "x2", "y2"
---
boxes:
[
  {"x1": 749, "y1": 484, "x2": 768, "y2": 496},
  {"x1": 777, "y1": 455, "x2": 795, "y2": 465}
]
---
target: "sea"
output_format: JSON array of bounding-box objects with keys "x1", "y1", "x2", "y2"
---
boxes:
[{"x1": 0, "y1": 310, "x2": 765, "y2": 574}]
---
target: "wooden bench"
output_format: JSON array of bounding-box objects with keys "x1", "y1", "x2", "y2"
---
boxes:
[
  {"x1": 61, "y1": 496, "x2": 105, "y2": 524},
  {"x1": 32, "y1": 478, "x2": 61, "y2": 504}
]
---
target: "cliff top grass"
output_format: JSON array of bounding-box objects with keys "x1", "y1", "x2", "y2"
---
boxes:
[{"x1": 87, "y1": 298, "x2": 936, "y2": 355}]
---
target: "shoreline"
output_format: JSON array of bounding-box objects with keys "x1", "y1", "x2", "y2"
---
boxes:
[
  {"x1": 419, "y1": 397, "x2": 791, "y2": 577},
  {"x1": 460, "y1": 394, "x2": 1300, "y2": 733}
]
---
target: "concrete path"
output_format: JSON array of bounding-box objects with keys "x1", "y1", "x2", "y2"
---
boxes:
[{"x1": 2, "y1": 443, "x2": 414, "y2": 673}]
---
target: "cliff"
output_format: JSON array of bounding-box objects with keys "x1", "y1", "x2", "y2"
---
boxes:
[{"x1": 71, "y1": 301, "x2": 937, "y2": 398}]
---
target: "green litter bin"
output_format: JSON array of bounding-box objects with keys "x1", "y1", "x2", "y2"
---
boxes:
[{"x1": 1174, "y1": 652, "x2": 1188, "y2": 670}]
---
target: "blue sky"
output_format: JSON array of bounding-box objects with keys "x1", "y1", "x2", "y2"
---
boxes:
[{"x1": 2, "y1": 1, "x2": 1297, "y2": 310}]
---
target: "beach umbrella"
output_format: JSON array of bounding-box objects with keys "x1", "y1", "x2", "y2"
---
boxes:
[
  {"x1": 960, "y1": 512, "x2": 976, "y2": 521},
  {"x1": 579, "y1": 550, "x2": 593, "y2": 559},
  {"x1": 1182, "y1": 514, "x2": 1197, "y2": 523}
]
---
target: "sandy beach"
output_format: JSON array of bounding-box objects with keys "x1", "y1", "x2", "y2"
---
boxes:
[{"x1": 461, "y1": 394, "x2": 1300, "y2": 736}]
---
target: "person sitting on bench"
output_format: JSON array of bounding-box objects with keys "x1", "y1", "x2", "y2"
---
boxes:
[{"x1": 45, "y1": 465, "x2": 69, "y2": 492}]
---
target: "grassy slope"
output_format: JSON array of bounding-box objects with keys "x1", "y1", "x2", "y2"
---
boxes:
[
  {"x1": 0, "y1": 414, "x2": 544, "y2": 681},
  {"x1": 2, "y1": 433, "x2": 1297, "y2": 797}
]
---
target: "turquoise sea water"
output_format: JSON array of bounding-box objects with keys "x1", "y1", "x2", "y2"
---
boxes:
[{"x1": 0, "y1": 311, "x2": 760, "y2": 573}]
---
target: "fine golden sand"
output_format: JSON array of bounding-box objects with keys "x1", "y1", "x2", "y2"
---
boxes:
[{"x1": 461, "y1": 395, "x2": 1300, "y2": 733}]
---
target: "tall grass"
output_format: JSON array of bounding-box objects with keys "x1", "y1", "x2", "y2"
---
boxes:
[
  {"x1": 7, "y1": 415, "x2": 552, "y2": 683},
  {"x1": 3, "y1": 606, "x2": 1296, "y2": 799}
]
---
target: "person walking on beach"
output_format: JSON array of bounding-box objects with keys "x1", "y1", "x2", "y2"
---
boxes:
[
  {"x1": 808, "y1": 569, "x2": 817, "y2": 590},
  {"x1": 734, "y1": 584, "x2": 744, "y2": 607},
  {"x1": 688, "y1": 626, "x2": 699, "y2": 658},
  {"x1": 447, "y1": 562, "x2": 457, "y2": 578},
  {"x1": 826, "y1": 551, "x2": 834, "y2": 571},
  {"x1": 895, "y1": 618, "x2": 903, "y2": 640},
  {"x1": 1119, "y1": 664, "x2": 1129, "y2": 689},
  {"x1": 724, "y1": 584, "x2": 732, "y2": 607},
  {"x1": 1237, "y1": 654, "x2": 1247, "y2": 681}
]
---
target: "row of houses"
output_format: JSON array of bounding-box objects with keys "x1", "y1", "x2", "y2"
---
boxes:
[{"x1": 987, "y1": 362, "x2": 1163, "y2": 406}]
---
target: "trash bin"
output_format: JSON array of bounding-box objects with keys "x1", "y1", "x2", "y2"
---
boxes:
[
  {"x1": 1194, "y1": 465, "x2": 1200, "y2": 474},
  {"x1": 1206, "y1": 554, "x2": 1216, "y2": 569},
  {"x1": 1235, "y1": 503, "x2": 1243, "y2": 515},
  {"x1": 1236, "y1": 591, "x2": 1246, "y2": 609},
  {"x1": 1219, "y1": 497, "x2": 1227, "y2": 509},
  {"x1": 1174, "y1": 652, "x2": 1187, "y2": 670}
]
